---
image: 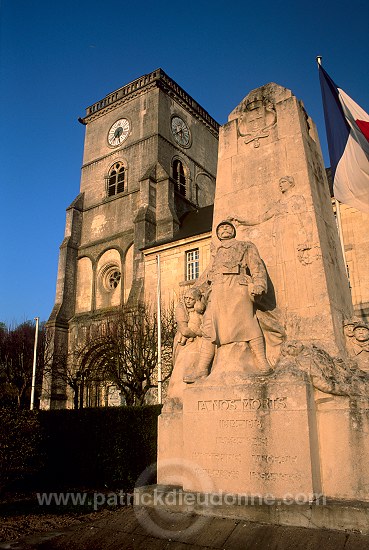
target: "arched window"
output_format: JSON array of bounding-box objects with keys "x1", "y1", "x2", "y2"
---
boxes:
[
  {"x1": 173, "y1": 159, "x2": 186, "y2": 197},
  {"x1": 107, "y1": 162, "x2": 125, "y2": 197}
]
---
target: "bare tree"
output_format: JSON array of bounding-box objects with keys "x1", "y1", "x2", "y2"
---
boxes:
[
  {"x1": 0, "y1": 321, "x2": 45, "y2": 408},
  {"x1": 39, "y1": 325, "x2": 72, "y2": 409},
  {"x1": 76, "y1": 303, "x2": 176, "y2": 406}
]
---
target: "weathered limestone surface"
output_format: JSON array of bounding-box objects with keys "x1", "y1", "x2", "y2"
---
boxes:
[
  {"x1": 316, "y1": 394, "x2": 369, "y2": 501},
  {"x1": 158, "y1": 83, "x2": 369, "y2": 526},
  {"x1": 157, "y1": 412, "x2": 185, "y2": 485},
  {"x1": 340, "y1": 203, "x2": 369, "y2": 319},
  {"x1": 182, "y1": 380, "x2": 321, "y2": 498},
  {"x1": 158, "y1": 379, "x2": 369, "y2": 503},
  {"x1": 213, "y1": 83, "x2": 352, "y2": 356}
]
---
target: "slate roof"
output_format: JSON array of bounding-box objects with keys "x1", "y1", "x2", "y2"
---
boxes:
[{"x1": 141, "y1": 204, "x2": 213, "y2": 250}]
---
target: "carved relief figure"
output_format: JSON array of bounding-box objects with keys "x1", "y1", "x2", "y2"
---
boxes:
[
  {"x1": 228, "y1": 176, "x2": 316, "y2": 310},
  {"x1": 237, "y1": 94, "x2": 277, "y2": 148},
  {"x1": 350, "y1": 322, "x2": 369, "y2": 373},
  {"x1": 230, "y1": 176, "x2": 313, "y2": 259},
  {"x1": 167, "y1": 288, "x2": 205, "y2": 401},
  {"x1": 343, "y1": 316, "x2": 361, "y2": 354},
  {"x1": 277, "y1": 339, "x2": 369, "y2": 397},
  {"x1": 191, "y1": 221, "x2": 273, "y2": 381}
]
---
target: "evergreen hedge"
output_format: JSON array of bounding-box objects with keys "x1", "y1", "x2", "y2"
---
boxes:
[
  {"x1": 0, "y1": 409, "x2": 42, "y2": 490},
  {"x1": 0, "y1": 405, "x2": 161, "y2": 492}
]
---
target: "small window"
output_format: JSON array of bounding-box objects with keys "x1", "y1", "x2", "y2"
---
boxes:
[
  {"x1": 186, "y1": 249, "x2": 199, "y2": 281},
  {"x1": 173, "y1": 159, "x2": 186, "y2": 197},
  {"x1": 100, "y1": 264, "x2": 122, "y2": 292},
  {"x1": 107, "y1": 162, "x2": 125, "y2": 197}
]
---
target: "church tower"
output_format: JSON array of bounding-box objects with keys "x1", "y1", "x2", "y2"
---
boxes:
[{"x1": 44, "y1": 69, "x2": 219, "y2": 408}]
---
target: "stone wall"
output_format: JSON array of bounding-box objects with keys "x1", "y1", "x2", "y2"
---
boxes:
[
  {"x1": 143, "y1": 234, "x2": 212, "y2": 309},
  {"x1": 340, "y1": 203, "x2": 369, "y2": 320}
]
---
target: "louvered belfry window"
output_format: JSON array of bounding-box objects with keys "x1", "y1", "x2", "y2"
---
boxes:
[
  {"x1": 173, "y1": 159, "x2": 186, "y2": 197},
  {"x1": 107, "y1": 162, "x2": 125, "y2": 197}
]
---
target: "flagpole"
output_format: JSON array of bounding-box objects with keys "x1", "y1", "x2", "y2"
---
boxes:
[
  {"x1": 334, "y1": 199, "x2": 349, "y2": 280},
  {"x1": 30, "y1": 316, "x2": 39, "y2": 410},
  {"x1": 156, "y1": 254, "x2": 162, "y2": 405}
]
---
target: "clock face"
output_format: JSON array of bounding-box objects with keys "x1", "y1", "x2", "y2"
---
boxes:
[
  {"x1": 171, "y1": 116, "x2": 191, "y2": 148},
  {"x1": 107, "y1": 118, "x2": 130, "y2": 147}
]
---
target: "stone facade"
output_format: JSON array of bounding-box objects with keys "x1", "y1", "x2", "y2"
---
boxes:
[
  {"x1": 44, "y1": 71, "x2": 369, "y2": 410},
  {"x1": 143, "y1": 206, "x2": 213, "y2": 308},
  {"x1": 43, "y1": 69, "x2": 219, "y2": 409},
  {"x1": 339, "y1": 203, "x2": 369, "y2": 320}
]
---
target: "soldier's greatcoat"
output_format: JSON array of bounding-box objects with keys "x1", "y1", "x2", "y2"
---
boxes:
[{"x1": 200, "y1": 238, "x2": 267, "y2": 345}]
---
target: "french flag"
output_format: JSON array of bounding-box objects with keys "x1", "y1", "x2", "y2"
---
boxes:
[{"x1": 318, "y1": 63, "x2": 369, "y2": 213}]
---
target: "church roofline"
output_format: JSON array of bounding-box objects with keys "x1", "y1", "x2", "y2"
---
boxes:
[
  {"x1": 141, "y1": 204, "x2": 214, "y2": 251},
  {"x1": 80, "y1": 68, "x2": 220, "y2": 134}
]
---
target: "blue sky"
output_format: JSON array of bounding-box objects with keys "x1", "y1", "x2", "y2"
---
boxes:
[{"x1": 1, "y1": 0, "x2": 368, "y2": 326}]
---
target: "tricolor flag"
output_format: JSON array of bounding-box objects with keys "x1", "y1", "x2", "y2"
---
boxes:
[{"x1": 318, "y1": 63, "x2": 369, "y2": 213}]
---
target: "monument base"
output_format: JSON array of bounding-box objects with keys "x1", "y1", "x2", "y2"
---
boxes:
[
  {"x1": 157, "y1": 411, "x2": 184, "y2": 485},
  {"x1": 134, "y1": 485, "x2": 369, "y2": 535},
  {"x1": 158, "y1": 379, "x2": 321, "y2": 499},
  {"x1": 157, "y1": 375, "x2": 369, "y2": 514},
  {"x1": 316, "y1": 392, "x2": 369, "y2": 501}
]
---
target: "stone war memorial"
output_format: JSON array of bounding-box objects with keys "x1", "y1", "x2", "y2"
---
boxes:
[{"x1": 156, "y1": 83, "x2": 369, "y2": 531}]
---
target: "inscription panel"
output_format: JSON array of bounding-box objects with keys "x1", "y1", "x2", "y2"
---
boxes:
[
  {"x1": 183, "y1": 382, "x2": 318, "y2": 497},
  {"x1": 218, "y1": 419, "x2": 262, "y2": 430},
  {"x1": 197, "y1": 396, "x2": 287, "y2": 411}
]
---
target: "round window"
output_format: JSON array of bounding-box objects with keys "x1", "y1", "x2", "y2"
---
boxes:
[
  {"x1": 100, "y1": 264, "x2": 122, "y2": 292},
  {"x1": 107, "y1": 269, "x2": 121, "y2": 289}
]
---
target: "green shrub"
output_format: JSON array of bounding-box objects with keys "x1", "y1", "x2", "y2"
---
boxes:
[{"x1": 0, "y1": 409, "x2": 42, "y2": 491}]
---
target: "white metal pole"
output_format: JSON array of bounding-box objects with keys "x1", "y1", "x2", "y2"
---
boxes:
[
  {"x1": 156, "y1": 255, "x2": 162, "y2": 404},
  {"x1": 30, "y1": 317, "x2": 39, "y2": 410},
  {"x1": 334, "y1": 198, "x2": 349, "y2": 280}
]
